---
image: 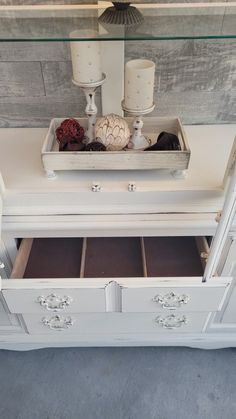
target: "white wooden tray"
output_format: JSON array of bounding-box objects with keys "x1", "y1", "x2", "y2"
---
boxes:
[{"x1": 41, "y1": 116, "x2": 190, "y2": 176}]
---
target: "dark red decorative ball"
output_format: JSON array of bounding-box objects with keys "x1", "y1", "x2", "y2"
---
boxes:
[{"x1": 56, "y1": 118, "x2": 85, "y2": 145}]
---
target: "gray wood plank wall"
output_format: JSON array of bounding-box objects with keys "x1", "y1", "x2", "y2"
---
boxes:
[
  {"x1": 0, "y1": 0, "x2": 229, "y2": 4},
  {"x1": 0, "y1": 38, "x2": 235, "y2": 127},
  {"x1": 0, "y1": 1, "x2": 96, "y2": 4},
  {"x1": 0, "y1": 42, "x2": 101, "y2": 127},
  {"x1": 0, "y1": 1, "x2": 234, "y2": 127},
  {"x1": 125, "y1": 39, "x2": 236, "y2": 124}
]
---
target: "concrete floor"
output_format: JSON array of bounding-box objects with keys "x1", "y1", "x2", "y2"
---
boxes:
[{"x1": 0, "y1": 347, "x2": 235, "y2": 419}]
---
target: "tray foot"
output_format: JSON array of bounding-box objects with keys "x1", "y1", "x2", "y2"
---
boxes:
[
  {"x1": 171, "y1": 169, "x2": 187, "y2": 179},
  {"x1": 45, "y1": 170, "x2": 57, "y2": 180}
]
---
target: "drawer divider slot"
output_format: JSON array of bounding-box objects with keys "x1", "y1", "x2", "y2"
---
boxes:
[
  {"x1": 80, "y1": 238, "x2": 87, "y2": 278},
  {"x1": 195, "y1": 237, "x2": 211, "y2": 272},
  {"x1": 11, "y1": 239, "x2": 33, "y2": 279},
  {"x1": 140, "y1": 237, "x2": 148, "y2": 278}
]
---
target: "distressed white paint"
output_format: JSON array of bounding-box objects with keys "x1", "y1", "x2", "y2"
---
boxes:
[
  {"x1": 0, "y1": 125, "x2": 236, "y2": 216},
  {"x1": 22, "y1": 312, "x2": 210, "y2": 335},
  {"x1": 3, "y1": 285, "x2": 107, "y2": 314},
  {"x1": 121, "y1": 279, "x2": 231, "y2": 313},
  {"x1": 204, "y1": 162, "x2": 236, "y2": 282},
  {"x1": 0, "y1": 124, "x2": 236, "y2": 348},
  {"x1": 42, "y1": 117, "x2": 190, "y2": 172}
]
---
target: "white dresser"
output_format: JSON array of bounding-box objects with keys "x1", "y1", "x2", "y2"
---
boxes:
[
  {"x1": 0, "y1": 124, "x2": 236, "y2": 350},
  {"x1": 0, "y1": 0, "x2": 235, "y2": 351}
]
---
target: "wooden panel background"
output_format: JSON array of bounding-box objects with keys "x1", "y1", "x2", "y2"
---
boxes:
[
  {"x1": 0, "y1": 0, "x2": 229, "y2": 4},
  {"x1": 0, "y1": 0, "x2": 96, "y2": 4},
  {"x1": 0, "y1": 41, "x2": 101, "y2": 127},
  {"x1": 0, "y1": 1, "x2": 234, "y2": 126},
  {"x1": 126, "y1": 39, "x2": 236, "y2": 124}
]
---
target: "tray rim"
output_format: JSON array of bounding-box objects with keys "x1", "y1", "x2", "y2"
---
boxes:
[{"x1": 41, "y1": 115, "x2": 191, "y2": 171}]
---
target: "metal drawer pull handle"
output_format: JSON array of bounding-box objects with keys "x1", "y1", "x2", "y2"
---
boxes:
[
  {"x1": 155, "y1": 314, "x2": 187, "y2": 329},
  {"x1": 42, "y1": 315, "x2": 74, "y2": 331},
  {"x1": 37, "y1": 294, "x2": 73, "y2": 312},
  {"x1": 153, "y1": 292, "x2": 190, "y2": 310}
]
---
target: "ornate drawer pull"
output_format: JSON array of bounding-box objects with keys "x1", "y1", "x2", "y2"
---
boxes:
[
  {"x1": 155, "y1": 314, "x2": 187, "y2": 330},
  {"x1": 42, "y1": 315, "x2": 74, "y2": 331},
  {"x1": 153, "y1": 291, "x2": 190, "y2": 310},
  {"x1": 37, "y1": 293, "x2": 73, "y2": 312}
]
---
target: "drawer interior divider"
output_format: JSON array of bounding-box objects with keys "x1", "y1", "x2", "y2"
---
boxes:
[
  {"x1": 11, "y1": 238, "x2": 33, "y2": 279},
  {"x1": 195, "y1": 236, "x2": 213, "y2": 274},
  {"x1": 80, "y1": 238, "x2": 87, "y2": 278},
  {"x1": 140, "y1": 237, "x2": 148, "y2": 278}
]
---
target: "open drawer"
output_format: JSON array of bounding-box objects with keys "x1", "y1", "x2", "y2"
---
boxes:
[
  {"x1": 1, "y1": 236, "x2": 232, "y2": 315},
  {"x1": 2, "y1": 238, "x2": 108, "y2": 314},
  {"x1": 117, "y1": 236, "x2": 231, "y2": 313}
]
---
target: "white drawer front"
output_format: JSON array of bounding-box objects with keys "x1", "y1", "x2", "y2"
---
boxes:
[
  {"x1": 2, "y1": 286, "x2": 106, "y2": 314},
  {"x1": 0, "y1": 296, "x2": 24, "y2": 334},
  {"x1": 121, "y1": 279, "x2": 231, "y2": 313},
  {"x1": 23, "y1": 312, "x2": 210, "y2": 335}
]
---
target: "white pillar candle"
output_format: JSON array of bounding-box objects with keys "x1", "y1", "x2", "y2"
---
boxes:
[
  {"x1": 70, "y1": 30, "x2": 102, "y2": 84},
  {"x1": 124, "y1": 59, "x2": 155, "y2": 111}
]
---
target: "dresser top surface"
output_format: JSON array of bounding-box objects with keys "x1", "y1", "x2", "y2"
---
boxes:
[
  {"x1": 0, "y1": 124, "x2": 235, "y2": 190},
  {"x1": 0, "y1": 124, "x2": 235, "y2": 215}
]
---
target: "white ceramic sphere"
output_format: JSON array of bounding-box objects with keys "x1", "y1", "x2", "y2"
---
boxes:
[{"x1": 95, "y1": 114, "x2": 130, "y2": 151}]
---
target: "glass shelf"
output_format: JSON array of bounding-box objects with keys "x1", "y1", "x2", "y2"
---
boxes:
[{"x1": 0, "y1": 2, "x2": 235, "y2": 42}]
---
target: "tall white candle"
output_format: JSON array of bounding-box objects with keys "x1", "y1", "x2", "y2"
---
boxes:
[
  {"x1": 70, "y1": 30, "x2": 102, "y2": 84},
  {"x1": 124, "y1": 59, "x2": 155, "y2": 111}
]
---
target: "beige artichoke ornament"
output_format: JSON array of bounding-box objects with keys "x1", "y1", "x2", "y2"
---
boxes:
[{"x1": 94, "y1": 113, "x2": 130, "y2": 151}]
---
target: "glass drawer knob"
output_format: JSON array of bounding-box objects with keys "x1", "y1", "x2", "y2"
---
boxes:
[
  {"x1": 91, "y1": 182, "x2": 101, "y2": 192},
  {"x1": 128, "y1": 182, "x2": 136, "y2": 192}
]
